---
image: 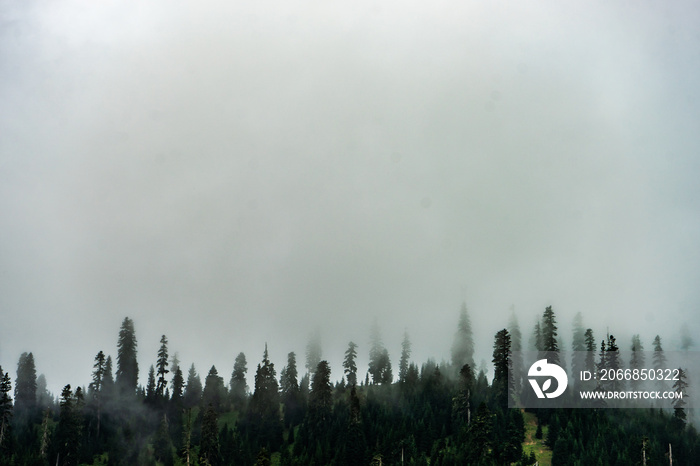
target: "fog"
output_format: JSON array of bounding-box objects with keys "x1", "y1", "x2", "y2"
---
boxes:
[{"x1": 1, "y1": 0, "x2": 699, "y2": 395}]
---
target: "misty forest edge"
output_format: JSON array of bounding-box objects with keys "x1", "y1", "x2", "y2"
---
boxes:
[{"x1": 1, "y1": 306, "x2": 699, "y2": 465}]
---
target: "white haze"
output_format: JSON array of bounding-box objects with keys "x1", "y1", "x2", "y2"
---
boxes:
[{"x1": 1, "y1": 0, "x2": 699, "y2": 395}]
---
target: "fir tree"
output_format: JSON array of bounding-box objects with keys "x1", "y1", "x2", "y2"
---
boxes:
[
  {"x1": 146, "y1": 365, "x2": 156, "y2": 403},
  {"x1": 116, "y1": 317, "x2": 139, "y2": 396},
  {"x1": 14, "y1": 352, "x2": 37, "y2": 422},
  {"x1": 229, "y1": 352, "x2": 248, "y2": 409},
  {"x1": 399, "y1": 330, "x2": 412, "y2": 384},
  {"x1": 309, "y1": 361, "x2": 332, "y2": 426},
  {"x1": 451, "y1": 302, "x2": 475, "y2": 372},
  {"x1": 492, "y1": 328, "x2": 513, "y2": 407},
  {"x1": 305, "y1": 329, "x2": 322, "y2": 377},
  {"x1": 200, "y1": 405, "x2": 220, "y2": 466},
  {"x1": 202, "y1": 366, "x2": 226, "y2": 411},
  {"x1": 156, "y1": 335, "x2": 170, "y2": 400},
  {"x1": 368, "y1": 320, "x2": 392, "y2": 384},
  {"x1": 672, "y1": 367, "x2": 688, "y2": 426},
  {"x1": 508, "y1": 311, "x2": 523, "y2": 394},
  {"x1": 652, "y1": 335, "x2": 666, "y2": 369},
  {"x1": 584, "y1": 328, "x2": 596, "y2": 372},
  {"x1": 343, "y1": 341, "x2": 358, "y2": 387},
  {"x1": 171, "y1": 366, "x2": 184, "y2": 404},
  {"x1": 541, "y1": 306, "x2": 560, "y2": 365},
  {"x1": 0, "y1": 366, "x2": 12, "y2": 455},
  {"x1": 280, "y1": 352, "x2": 301, "y2": 426},
  {"x1": 630, "y1": 334, "x2": 645, "y2": 390},
  {"x1": 250, "y1": 344, "x2": 283, "y2": 448},
  {"x1": 184, "y1": 364, "x2": 202, "y2": 408}
]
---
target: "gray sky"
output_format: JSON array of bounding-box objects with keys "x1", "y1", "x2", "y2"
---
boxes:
[{"x1": 1, "y1": 0, "x2": 699, "y2": 395}]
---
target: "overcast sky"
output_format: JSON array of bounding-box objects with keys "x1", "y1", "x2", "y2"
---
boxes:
[{"x1": 1, "y1": 0, "x2": 699, "y2": 395}]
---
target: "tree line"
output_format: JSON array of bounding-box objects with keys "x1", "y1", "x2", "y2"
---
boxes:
[{"x1": 0, "y1": 306, "x2": 698, "y2": 465}]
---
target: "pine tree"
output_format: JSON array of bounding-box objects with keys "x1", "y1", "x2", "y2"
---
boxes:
[
  {"x1": 305, "y1": 330, "x2": 322, "y2": 377},
  {"x1": 606, "y1": 334, "x2": 622, "y2": 390},
  {"x1": 200, "y1": 405, "x2": 220, "y2": 466},
  {"x1": 309, "y1": 361, "x2": 332, "y2": 426},
  {"x1": 156, "y1": 335, "x2": 170, "y2": 400},
  {"x1": 508, "y1": 311, "x2": 523, "y2": 394},
  {"x1": 0, "y1": 366, "x2": 12, "y2": 455},
  {"x1": 541, "y1": 306, "x2": 560, "y2": 365},
  {"x1": 14, "y1": 352, "x2": 37, "y2": 422},
  {"x1": 399, "y1": 331, "x2": 412, "y2": 383},
  {"x1": 531, "y1": 320, "x2": 543, "y2": 352},
  {"x1": 492, "y1": 329, "x2": 513, "y2": 407},
  {"x1": 184, "y1": 364, "x2": 202, "y2": 408},
  {"x1": 202, "y1": 366, "x2": 226, "y2": 411},
  {"x1": 451, "y1": 302, "x2": 475, "y2": 372},
  {"x1": 571, "y1": 313, "x2": 586, "y2": 388},
  {"x1": 116, "y1": 317, "x2": 139, "y2": 396},
  {"x1": 229, "y1": 352, "x2": 248, "y2": 409},
  {"x1": 56, "y1": 384, "x2": 81, "y2": 466},
  {"x1": 280, "y1": 352, "x2": 301, "y2": 426},
  {"x1": 672, "y1": 367, "x2": 688, "y2": 426},
  {"x1": 368, "y1": 320, "x2": 392, "y2": 384},
  {"x1": 171, "y1": 366, "x2": 184, "y2": 405},
  {"x1": 630, "y1": 335, "x2": 645, "y2": 390},
  {"x1": 652, "y1": 335, "x2": 666, "y2": 369},
  {"x1": 584, "y1": 328, "x2": 596, "y2": 372},
  {"x1": 343, "y1": 342, "x2": 358, "y2": 387},
  {"x1": 89, "y1": 351, "x2": 106, "y2": 440},
  {"x1": 250, "y1": 344, "x2": 282, "y2": 448}
]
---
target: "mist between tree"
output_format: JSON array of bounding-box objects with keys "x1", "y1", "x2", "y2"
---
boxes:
[{"x1": 1, "y1": 305, "x2": 699, "y2": 465}]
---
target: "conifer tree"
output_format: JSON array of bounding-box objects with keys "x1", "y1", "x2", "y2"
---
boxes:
[
  {"x1": 229, "y1": 352, "x2": 248, "y2": 409},
  {"x1": 56, "y1": 384, "x2": 81, "y2": 466},
  {"x1": 672, "y1": 367, "x2": 688, "y2": 426},
  {"x1": 0, "y1": 366, "x2": 12, "y2": 455},
  {"x1": 343, "y1": 342, "x2": 358, "y2": 387},
  {"x1": 250, "y1": 344, "x2": 282, "y2": 448},
  {"x1": 146, "y1": 365, "x2": 157, "y2": 403},
  {"x1": 309, "y1": 361, "x2": 332, "y2": 426},
  {"x1": 156, "y1": 335, "x2": 169, "y2": 400},
  {"x1": 89, "y1": 351, "x2": 106, "y2": 439},
  {"x1": 368, "y1": 320, "x2": 392, "y2": 384},
  {"x1": 492, "y1": 329, "x2": 513, "y2": 407},
  {"x1": 451, "y1": 302, "x2": 475, "y2": 372},
  {"x1": 571, "y1": 312, "x2": 586, "y2": 388},
  {"x1": 280, "y1": 352, "x2": 301, "y2": 426},
  {"x1": 541, "y1": 306, "x2": 560, "y2": 365},
  {"x1": 652, "y1": 335, "x2": 666, "y2": 369},
  {"x1": 200, "y1": 405, "x2": 220, "y2": 466},
  {"x1": 14, "y1": 352, "x2": 37, "y2": 421},
  {"x1": 630, "y1": 334, "x2": 645, "y2": 390},
  {"x1": 508, "y1": 311, "x2": 523, "y2": 393},
  {"x1": 584, "y1": 328, "x2": 596, "y2": 372},
  {"x1": 202, "y1": 366, "x2": 226, "y2": 411},
  {"x1": 116, "y1": 317, "x2": 138, "y2": 396},
  {"x1": 399, "y1": 330, "x2": 412, "y2": 384},
  {"x1": 153, "y1": 414, "x2": 173, "y2": 466},
  {"x1": 184, "y1": 364, "x2": 202, "y2": 408},
  {"x1": 171, "y1": 366, "x2": 184, "y2": 405},
  {"x1": 305, "y1": 329, "x2": 322, "y2": 377}
]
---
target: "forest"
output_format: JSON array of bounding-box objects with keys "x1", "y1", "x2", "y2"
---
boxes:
[{"x1": 1, "y1": 306, "x2": 698, "y2": 465}]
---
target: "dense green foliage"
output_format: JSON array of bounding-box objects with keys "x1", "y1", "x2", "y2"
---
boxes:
[{"x1": 1, "y1": 305, "x2": 698, "y2": 465}]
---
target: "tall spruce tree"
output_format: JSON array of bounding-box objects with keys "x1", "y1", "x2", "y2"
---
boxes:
[
  {"x1": 492, "y1": 329, "x2": 513, "y2": 407},
  {"x1": 0, "y1": 366, "x2": 12, "y2": 455},
  {"x1": 156, "y1": 335, "x2": 169, "y2": 400},
  {"x1": 308, "y1": 360, "x2": 332, "y2": 427},
  {"x1": 584, "y1": 328, "x2": 596, "y2": 372},
  {"x1": 451, "y1": 302, "x2": 475, "y2": 372},
  {"x1": 280, "y1": 352, "x2": 301, "y2": 426},
  {"x1": 200, "y1": 405, "x2": 221, "y2": 465},
  {"x1": 399, "y1": 330, "x2": 412, "y2": 384},
  {"x1": 368, "y1": 320, "x2": 392, "y2": 384},
  {"x1": 229, "y1": 352, "x2": 248, "y2": 409},
  {"x1": 652, "y1": 335, "x2": 666, "y2": 369},
  {"x1": 305, "y1": 330, "x2": 322, "y2": 377},
  {"x1": 202, "y1": 366, "x2": 226, "y2": 412},
  {"x1": 116, "y1": 317, "x2": 138, "y2": 396},
  {"x1": 541, "y1": 306, "x2": 560, "y2": 365},
  {"x1": 250, "y1": 345, "x2": 282, "y2": 448},
  {"x1": 184, "y1": 364, "x2": 202, "y2": 408},
  {"x1": 508, "y1": 311, "x2": 523, "y2": 394},
  {"x1": 630, "y1": 335, "x2": 645, "y2": 390},
  {"x1": 343, "y1": 342, "x2": 358, "y2": 387},
  {"x1": 14, "y1": 352, "x2": 37, "y2": 421}
]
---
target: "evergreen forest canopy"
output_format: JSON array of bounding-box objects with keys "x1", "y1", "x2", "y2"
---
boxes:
[{"x1": 0, "y1": 307, "x2": 698, "y2": 465}]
